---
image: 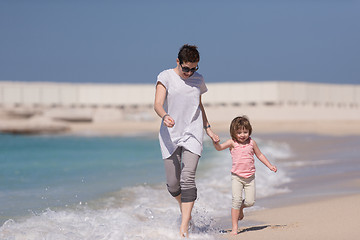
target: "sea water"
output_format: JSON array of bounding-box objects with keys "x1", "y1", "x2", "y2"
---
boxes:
[{"x1": 0, "y1": 133, "x2": 292, "y2": 239}]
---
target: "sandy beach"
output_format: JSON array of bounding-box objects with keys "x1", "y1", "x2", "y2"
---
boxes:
[{"x1": 220, "y1": 193, "x2": 360, "y2": 240}]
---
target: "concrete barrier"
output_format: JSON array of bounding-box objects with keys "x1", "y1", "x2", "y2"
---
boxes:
[{"x1": 0, "y1": 81, "x2": 359, "y2": 108}]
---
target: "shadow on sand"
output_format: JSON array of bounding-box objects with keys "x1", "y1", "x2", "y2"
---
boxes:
[{"x1": 220, "y1": 224, "x2": 287, "y2": 234}]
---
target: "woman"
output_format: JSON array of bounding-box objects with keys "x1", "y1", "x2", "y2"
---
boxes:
[{"x1": 154, "y1": 44, "x2": 219, "y2": 237}]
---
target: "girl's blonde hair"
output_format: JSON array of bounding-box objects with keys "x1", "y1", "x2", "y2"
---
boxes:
[{"x1": 230, "y1": 116, "x2": 252, "y2": 140}]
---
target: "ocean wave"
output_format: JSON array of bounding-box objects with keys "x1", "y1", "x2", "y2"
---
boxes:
[{"x1": 0, "y1": 137, "x2": 293, "y2": 239}]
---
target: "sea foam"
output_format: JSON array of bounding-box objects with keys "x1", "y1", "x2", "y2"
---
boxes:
[{"x1": 0, "y1": 137, "x2": 293, "y2": 239}]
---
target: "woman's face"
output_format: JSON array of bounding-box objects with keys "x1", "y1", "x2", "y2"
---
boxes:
[{"x1": 176, "y1": 60, "x2": 199, "y2": 80}]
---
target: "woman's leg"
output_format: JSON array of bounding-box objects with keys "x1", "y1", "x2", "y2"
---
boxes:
[
  {"x1": 180, "y1": 149, "x2": 199, "y2": 202},
  {"x1": 179, "y1": 149, "x2": 200, "y2": 237},
  {"x1": 163, "y1": 147, "x2": 182, "y2": 211},
  {"x1": 180, "y1": 201, "x2": 195, "y2": 237}
]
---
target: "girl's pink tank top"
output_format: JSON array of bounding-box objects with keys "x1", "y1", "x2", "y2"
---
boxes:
[{"x1": 230, "y1": 137, "x2": 256, "y2": 178}]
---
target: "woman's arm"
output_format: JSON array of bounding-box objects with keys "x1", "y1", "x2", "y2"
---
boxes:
[
  {"x1": 199, "y1": 96, "x2": 219, "y2": 143},
  {"x1": 154, "y1": 82, "x2": 174, "y2": 127},
  {"x1": 253, "y1": 140, "x2": 277, "y2": 172}
]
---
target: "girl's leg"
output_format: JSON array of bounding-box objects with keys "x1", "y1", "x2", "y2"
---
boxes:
[
  {"x1": 231, "y1": 174, "x2": 244, "y2": 234},
  {"x1": 179, "y1": 149, "x2": 200, "y2": 237},
  {"x1": 231, "y1": 208, "x2": 241, "y2": 235},
  {"x1": 239, "y1": 200, "x2": 245, "y2": 220},
  {"x1": 243, "y1": 175, "x2": 256, "y2": 208},
  {"x1": 163, "y1": 147, "x2": 182, "y2": 211},
  {"x1": 239, "y1": 175, "x2": 256, "y2": 220}
]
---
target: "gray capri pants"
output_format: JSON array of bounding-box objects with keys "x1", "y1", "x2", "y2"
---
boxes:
[{"x1": 163, "y1": 147, "x2": 200, "y2": 203}]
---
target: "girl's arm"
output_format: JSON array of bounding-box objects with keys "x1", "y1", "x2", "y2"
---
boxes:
[
  {"x1": 154, "y1": 82, "x2": 174, "y2": 128},
  {"x1": 213, "y1": 139, "x2": 234, "y2": 151},
  {"x1": 253, "y1": 140, "x2": 277, "y2": 172},
  {"x1": 199, "y1": 96, "x2": 219, "y2": 143}
]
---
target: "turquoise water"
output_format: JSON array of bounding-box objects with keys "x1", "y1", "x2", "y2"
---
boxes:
[
  {"x1": 0, "y1": 134, "x2": 164, "y2": 219},
  {"x1": 1, "y1": 133, "x2": 359, "y2": 239},
  {"x1": 0, "y1": 133, "x2": 295, "y2": 239}
]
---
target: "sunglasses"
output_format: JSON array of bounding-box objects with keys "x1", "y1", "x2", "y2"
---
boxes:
[{"x1": 180, "y1": 64, "x2": 199, "y2": 73}]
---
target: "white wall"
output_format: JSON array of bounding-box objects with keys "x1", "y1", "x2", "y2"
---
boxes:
[{"x1": 0, "y1": 81, "x2": 359, "y2": 108}]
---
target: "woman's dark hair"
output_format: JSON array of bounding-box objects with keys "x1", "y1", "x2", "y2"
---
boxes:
[{"x1": 178, "y1": 44, "x2": 200, "y2": 64}]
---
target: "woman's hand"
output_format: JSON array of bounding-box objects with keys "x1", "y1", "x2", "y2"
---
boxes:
[{"x1": 163, "y1": 115, "x2": 175, "y2": 128}]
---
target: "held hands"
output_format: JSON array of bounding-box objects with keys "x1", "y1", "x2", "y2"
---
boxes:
[{"x1": 206, "y1": 128, "x2": 220, "y2": 143}]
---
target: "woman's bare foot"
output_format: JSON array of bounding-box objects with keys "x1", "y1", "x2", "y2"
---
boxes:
[
  {"x1": 230, "y1": 229, "x2": 238, "y2": 235},
  {"x1": 180, "y1": 216, "x2": 190, "y2": 238},
  {"x1": 180, "y1": 217, "x2": 194, "y2": 237},
  {"x1": 180, "y1": 228, "x2": 188, "y2": 238},
  {"x1": 179, "y1": 201, "x2": 194, "y2": 238}
]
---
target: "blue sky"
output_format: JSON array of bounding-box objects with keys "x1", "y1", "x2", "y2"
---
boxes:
[{"x1": 0, "y1": 0, "x2": 359, "y2": 84}]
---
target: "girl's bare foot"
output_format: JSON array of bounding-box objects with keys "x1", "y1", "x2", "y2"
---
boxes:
[
  {"x1": 238, "y1": 201, "x2": 245, "y2": 220},
  {"x1": 238, "y1": 206, "x2": 244, "y2": 220},
  {"x1": 230, "y1": 229, "x2": 238, "y2": 235}
]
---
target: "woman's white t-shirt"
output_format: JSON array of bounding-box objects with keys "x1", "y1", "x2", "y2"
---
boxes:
[{"x1": 157, "y1": 69, "x2": 208, "y2": 159}]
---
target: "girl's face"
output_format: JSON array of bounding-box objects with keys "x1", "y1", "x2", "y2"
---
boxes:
[{"x1": 235, "y1": 127, "x2": 250, "y2": 144}]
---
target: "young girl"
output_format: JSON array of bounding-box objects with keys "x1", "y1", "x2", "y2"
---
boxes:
[{"x1": 213, "y1": 116, "x2": 277, "y2": 235}]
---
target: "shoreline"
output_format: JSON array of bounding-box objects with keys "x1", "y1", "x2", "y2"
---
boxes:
[
  {"x1": 80, "y1": 125, "x2": 359, "y2": 240},
  {"x1": 1, "y1": 129, "x2": 359, "y2": 239}
]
